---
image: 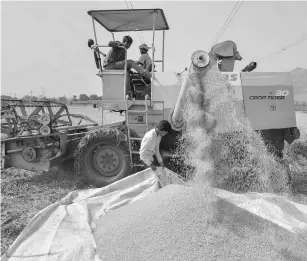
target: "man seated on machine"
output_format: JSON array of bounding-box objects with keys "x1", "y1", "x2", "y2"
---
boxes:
[
  {"x1": 103, "y1": 36, "x2": 151, "y2": 91},
  {"x1": 129, "y1": 43, "x2": 154, "y2": 98},
  {"x1": 136, "y1": 44, "x2": 153, "y2": 73}
]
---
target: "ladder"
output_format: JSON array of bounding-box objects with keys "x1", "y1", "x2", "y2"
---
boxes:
[{"x1": 125, "y1": 95, "x2": 150, "y2": 168}]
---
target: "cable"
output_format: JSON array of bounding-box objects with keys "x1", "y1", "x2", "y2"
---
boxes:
[
  {"x1": 257, "y1": 33, "x2": 307, "y2": 63},
  {"x1": 212, "y1": 1, "x2": 244, "y2": 47},
  {"x1": 124, "y1": 0, "x2": 129, "y2": 8},
  {"x1": 211, "y1": 1, "x2": 240, "y2": 46},
  {"x1": 210, "y1": 0, "x2": 244, "y2": 48},
  {"x1": 124, "y1": 0, "x2": 144, "y2": 44},
  {"x1": 129, "y1": 0, "x2": 145, "y2": 44}
]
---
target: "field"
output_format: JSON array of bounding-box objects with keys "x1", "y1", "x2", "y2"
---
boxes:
[{"x1": 1, "y1": 108, "x2": 307, "y2": 255}]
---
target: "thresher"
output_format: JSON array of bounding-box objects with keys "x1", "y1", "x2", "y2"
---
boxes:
[
  {"x1": 1, "y1": 99, "x2": 98, "y2": 170},
  {"x1": 1, "y1": 8, "x2": 301, "y2": 187}
]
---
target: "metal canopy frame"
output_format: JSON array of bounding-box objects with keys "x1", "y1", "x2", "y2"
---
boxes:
[
  {"x1": 89, "y1": 9, "x2": 167, "y2": 73},
  {"x1": 88, "y1": 9, "x2": 169, "y2": 32},
  {"x1": 89, "y1": 8, "x2": 169, "y2": 109}
]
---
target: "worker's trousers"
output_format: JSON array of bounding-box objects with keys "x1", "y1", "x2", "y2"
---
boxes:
[{"x1": 105, "y1": 60, "x2": 151, "y2": 78}]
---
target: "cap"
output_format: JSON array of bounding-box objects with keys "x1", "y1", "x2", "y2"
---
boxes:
[{"x1": 139, "y1": 44, "x2": 151, "y2": 50}]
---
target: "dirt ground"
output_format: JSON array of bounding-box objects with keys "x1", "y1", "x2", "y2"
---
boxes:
[{"x1": 0, "y1": 162, "x2": 94, "y2": 255}]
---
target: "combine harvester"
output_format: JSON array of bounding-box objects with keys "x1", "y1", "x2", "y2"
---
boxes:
[
  {"x1": 1, "y1": 8, "x2": 301, "y2": 185},
  {"x1": 2, "y1": 8, "x2": 306, "y2": 260}
]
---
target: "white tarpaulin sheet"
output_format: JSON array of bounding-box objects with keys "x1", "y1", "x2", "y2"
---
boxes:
[{"x1": 2, "y1": 168, "x2": 307, "y2": 261}]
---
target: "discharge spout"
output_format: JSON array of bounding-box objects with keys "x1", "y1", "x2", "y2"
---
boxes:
[
  {"x1": 169, "y1": 40, "x2": 241, "y2": 131},
  {"x1": 169, "y1": 50, "x2": 212, "y2": 131}
]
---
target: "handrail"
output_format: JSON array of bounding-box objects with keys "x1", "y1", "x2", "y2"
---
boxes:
[
  {"x1": 90, "y1": 43, "x2": 128, "y2": 100},
  {"x1": 117, "y1": 45, "x2": 128, "y2": 100},
  {"x1": 91, "y1": 45, "x2": 109, "y2": 48},
  {"x1": 90, "y1": 45, "x2": 109, "y2": 57}
]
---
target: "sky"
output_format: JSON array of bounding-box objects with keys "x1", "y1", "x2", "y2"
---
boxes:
[{"x1": 1, "y1": 0, "x2": 307, "y2": 98}]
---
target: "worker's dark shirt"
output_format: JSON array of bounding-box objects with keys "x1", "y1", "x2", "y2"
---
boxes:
[{"x1": 103, "y1": 41, "x2": 126, "y2": 67}]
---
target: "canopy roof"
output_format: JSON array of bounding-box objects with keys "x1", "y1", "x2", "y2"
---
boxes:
[{"x1": 87, "y1": 9, "x2": 169, "y2": 32}]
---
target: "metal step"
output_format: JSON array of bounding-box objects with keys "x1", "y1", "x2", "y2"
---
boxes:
[
  {"x1": 129, "y1": 137, "x2": 143, "y2": 141},
  {"x1": 128, "y1": 123, "x2": 148, "y2": 127},
  {"x1": 128, "y1": 110, "x2": 147, "y2": 113},
  {"x1": 128, "y1": 109, "x2": 164, "y2": 115},
  {"x1": 132, "y1": 164, "x2": 145, "y2": 167}
]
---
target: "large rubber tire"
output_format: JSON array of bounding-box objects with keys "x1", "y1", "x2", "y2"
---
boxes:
[{"x1": 75, "y1": 128, "x2": 130, "y2": 187}]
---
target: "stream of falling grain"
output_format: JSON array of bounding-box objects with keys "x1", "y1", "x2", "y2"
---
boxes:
[{"x1": 176, "y1": 64, "x2": 291, "y2": 193}]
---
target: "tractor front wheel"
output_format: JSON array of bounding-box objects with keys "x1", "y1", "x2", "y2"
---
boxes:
[{"x1": 75, "y1": 129, "x2": 130, "y2": 187}]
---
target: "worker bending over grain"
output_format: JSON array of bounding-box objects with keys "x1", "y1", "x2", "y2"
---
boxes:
[{"x1": 139, "y1": 120, "x2": 172, "y2": 171}]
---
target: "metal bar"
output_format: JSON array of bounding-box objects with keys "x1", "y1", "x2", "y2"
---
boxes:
[
  {"x1": 55, "y1": 123, "x2": 97, "y2": 131},
  {"x1": 2, "y1": 132, "x2": 63, "y2": 141},
  {"x1": 129, "y1": 137, "x2": 143, "y2": 141},
  {"x1": 154, "y1": 60, "x2": 163, "y2": 63},
  {"x1": 132, "y1": 164, "x2": 145, "y2": 167},
  {"x1": 151, "y1": 10, "x2": 157, "y2": 102},
  {"x1": 67, "y1": 137, "x2": 83, "y2": 142},
  {"x1": 92, "y1": 17, "x2": 99, "y2": 48},
  {"x1": 91, "y1": 45, "x2": 109, "y2": 48},
  {"x1": 66, "y1": 132, "x2": 90, "y2": 137},
  {"x1": 145, "y1": 95, "x2": 149, "y2": 132},
  {"x1": 125, "y1": 100, "x2": 134, "y2": 166},
  {"x1": 120, "y1": 46, "x2": 128, "y2": 100},
  {"x1": 6, "y1": 143, "x2": 55, "y2": 154},
  {"x1": 6, "y1": 149, "x2": 23, "y2": 154},
  {"x1": 162, "y1": 30, "x2": 165, "y2": 72},
  {"x1": 92, "y1": 17, "x2": 103, "y2": 73},
  {"x1": 91, "y1": 18, "x2": 105, "y2": 125},
  {"x1": 112, "y1": 32, "x2": 115, "y2": 41}
]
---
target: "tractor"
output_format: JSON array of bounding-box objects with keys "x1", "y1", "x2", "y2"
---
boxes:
[{"x1": 1, "y1": 8, "x2": 301, "y2": 187}]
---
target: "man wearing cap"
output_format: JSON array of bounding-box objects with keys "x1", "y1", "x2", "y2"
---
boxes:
[{"x1": 136, "y1": 44, "x2": 153, "y2": 73}]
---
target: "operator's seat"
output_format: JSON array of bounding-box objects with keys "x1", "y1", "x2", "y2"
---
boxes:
[
  {"x1": 130, "y1": 73, "x2": 151, "y2": 100},
  {"x1": 129, "y1": 63, "x2": 153, "y2": 100}
]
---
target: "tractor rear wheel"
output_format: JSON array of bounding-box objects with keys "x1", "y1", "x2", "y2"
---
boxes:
[{"x1": 75, "y1": 128, "x2": 130, "y2": 187}]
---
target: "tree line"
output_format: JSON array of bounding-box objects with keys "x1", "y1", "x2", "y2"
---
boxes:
[
  {"x1": 1, "y1": 94, "x2": 306, "y2": 110},
  {"x1": 1, "y1": 94, "x2": 103, "y2": 104}
]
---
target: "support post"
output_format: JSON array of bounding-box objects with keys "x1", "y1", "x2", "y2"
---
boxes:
[
  {"x1": 92, "y1": 17, "x2": 102, "y2": 73},
  {"x1": 162, "y1": 30, "x2": 165, "y2": 72},
  {"x1": 151, "y1": 10, "x2": 157, "y2": 101}
]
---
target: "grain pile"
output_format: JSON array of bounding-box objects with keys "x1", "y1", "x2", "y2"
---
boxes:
[{"x1": 95, "y1": 184, "x2": 307, "y2": 261}]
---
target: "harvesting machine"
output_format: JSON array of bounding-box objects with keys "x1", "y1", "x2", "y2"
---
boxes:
[{"x1": 1, "y1": 8, "x2": 300, "y2": 187}]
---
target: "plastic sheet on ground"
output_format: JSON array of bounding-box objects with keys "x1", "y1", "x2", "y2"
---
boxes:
[{"x1": 2, "y1": 168, "x2": 307, "y2": 261}]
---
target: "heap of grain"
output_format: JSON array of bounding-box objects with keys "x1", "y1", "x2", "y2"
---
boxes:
[{"x1": 95, "y1": 184, "x2": 307, "y2": 261}]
